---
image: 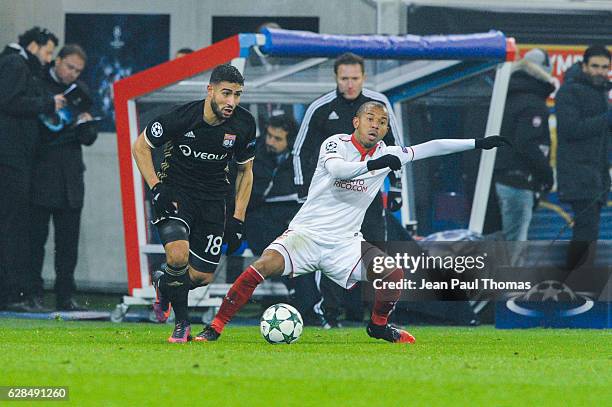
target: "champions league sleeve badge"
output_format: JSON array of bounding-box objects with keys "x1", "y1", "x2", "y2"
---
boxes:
[
  {"x1": 223, "y1": 133, "x2": 236, "y2": 148},
  {"x1": 325, "y1": 140, "x2": 338, "y2": 153}
]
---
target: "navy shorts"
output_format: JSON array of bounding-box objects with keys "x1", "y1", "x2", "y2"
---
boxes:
[{"x1": 153, "y1": 189, "x2": 225, "y2": 273}]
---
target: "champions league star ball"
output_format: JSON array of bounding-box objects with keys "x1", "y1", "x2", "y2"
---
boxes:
[
  {"x1": 522, "y1": 280, "x2": 578, "y2": 303},
  {"x1": 260, "y1": 303, "x2": 303, "y2": 344}
]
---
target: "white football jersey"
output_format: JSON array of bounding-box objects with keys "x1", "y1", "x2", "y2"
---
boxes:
[{"x1": 288, "y1": 134, "x2": 411, "y2": 244}]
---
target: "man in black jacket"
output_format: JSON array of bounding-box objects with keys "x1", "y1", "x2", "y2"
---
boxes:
[
  {"x1": 29, "y1": 44, "x2": 98, "y2": 311},
  {"x1": 293, "y1": 53, "x2": 404, "y2": 327},
  {"x1": 245, "y1": 114, "x2": 300, "y2": 254},
  {"x1": 494, "y1": 48, "x2": 555, "y2": 241},
  {"x1": 0, "y1": 27, "x2": 64, "y2": 310},
  {"x1": 245, "y1": 114, "x2": 321, "y2": 323},
  {"x1": 556, "y1": 45, "x2": 611, "y2": 270}
]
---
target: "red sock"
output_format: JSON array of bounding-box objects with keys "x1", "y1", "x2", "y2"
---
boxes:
[
  {"x1": 211, "y1": 266, "x2": 264, "y2": 333},
  {"x1": 371, "y1": 268, "x2": 403, "y2": 326}
]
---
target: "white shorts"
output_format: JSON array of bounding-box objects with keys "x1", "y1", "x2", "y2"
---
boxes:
[{"x1": 267, "y1": 229, "x2": 385, "y2": 289}]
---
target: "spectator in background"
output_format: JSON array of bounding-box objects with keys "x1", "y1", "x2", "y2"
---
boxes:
[
  {"x1": 245, "y1": 114, "x2": 300, "y2": 254},
  {"x1": 244, "y1": 114, "x2": 321, "y2": 324},
  {"x1": 174, "y1": 48, "x2": 194, "y2": 59},
  {"x1": 555, "y1": 45, "x2": 611, "y2": 270},
  {"x1": 28, "y1": 44, "x2": 99, "y2": 311},
  {"x1": 0, "y1": 27, "x2": 63, "y2": 311},
  {"x1": 494, "y1": 48, "x2": 555, "y2": 241},
  {"x1": 292, "y1": 52, "x2": 404, "y2": 328}
]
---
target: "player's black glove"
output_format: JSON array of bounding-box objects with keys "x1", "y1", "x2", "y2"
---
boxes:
[
  {"x1": 151, "y1": 182, "x2": 177, "y2": 218},
  {"x1": 224, "y1": 217, "x2": 244, "y2": 255},
  {"x1": 366, "y1": 154, "x2": 402, "y2": 171},
  {"x1": 474, "y1": 135, "x2": 512, "y2": 150}
]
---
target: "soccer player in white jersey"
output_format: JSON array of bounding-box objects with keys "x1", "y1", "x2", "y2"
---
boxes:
[{"x1": 195, "y1": 101, "x2": 509, "y2": 343}]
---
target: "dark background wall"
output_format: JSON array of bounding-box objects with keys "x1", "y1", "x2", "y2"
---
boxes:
[
  {"x1": 406, "y1": 6, "x2": 612, "y2": 44},
  {"x1": 212, "y1": 16, "x2": 319, "y2": 43}
]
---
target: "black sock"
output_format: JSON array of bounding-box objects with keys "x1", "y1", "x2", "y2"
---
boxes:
[{"x1": 161, "y1": 263, "x2": 191, "y2": 322}]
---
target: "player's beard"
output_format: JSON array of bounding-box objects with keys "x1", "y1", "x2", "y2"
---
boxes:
[
  {"x1": 265, "y1": 144, "x2": 284, "y2": 155},
  {"x1": 211, "y1": 98, "x2": 232, "y2": 121},
  {"x1": 589, "y1": 73, "x2": 608, "y2": 88}
]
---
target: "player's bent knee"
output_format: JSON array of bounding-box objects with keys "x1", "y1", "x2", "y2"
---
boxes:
[
  {"x1": 253, "y1": 249, "x2": 284, "y2": 278},
  {"x1": 165, "y1": 241, "x2": 189, "y2": 266}
]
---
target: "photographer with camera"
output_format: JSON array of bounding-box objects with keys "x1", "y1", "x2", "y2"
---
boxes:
[{"x1": 27, "y1": 44, "x2": 98, "y2": 311}]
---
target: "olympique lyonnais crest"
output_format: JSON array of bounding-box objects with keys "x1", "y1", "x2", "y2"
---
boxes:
[{"x1": 223, "y1": 133, "x2": 236, "y2": 148}]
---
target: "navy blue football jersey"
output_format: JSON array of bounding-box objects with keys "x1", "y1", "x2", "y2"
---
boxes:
[{"x1": 144, "y1": 99, "x2": 256, "y2": 199}]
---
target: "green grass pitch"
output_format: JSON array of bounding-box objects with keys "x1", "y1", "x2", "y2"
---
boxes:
[{"x1": 1, "y1": 318, "x2": 610, "y2": 406}]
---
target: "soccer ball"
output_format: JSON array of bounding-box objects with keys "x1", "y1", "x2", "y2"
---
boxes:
[{"x1": 260, "y1": 303, "x2": 303, "y2": 344}]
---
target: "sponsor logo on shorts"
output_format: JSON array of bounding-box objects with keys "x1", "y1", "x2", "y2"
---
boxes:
[
  {"x1": 150, "y1": 122, "x2": 163, "y2": 138},
  {"x1": 179, "y1": 145, "x2": 228, "y2": 160},
  {"x1": 334, "y1": 179, "x2": 369, "y2": 192},
  {"x1": 184, "y1": 131, "x2": 195, "y2": 138},
  {"x1": 223, "y1": 133, "x2": 236, "y2": 148}
]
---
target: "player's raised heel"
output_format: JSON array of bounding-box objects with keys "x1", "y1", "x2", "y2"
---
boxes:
[
  {"x1": 151, "y1": 269, "x2": 172, "y2": 323},
  {"x1": 194, "y1": 325, "x2": 221, "y2": 342},
  {"x1": 168, "y1": 320, "x2": 191, "y2": 343},
  {"x1": 366, "y1": 322, "x2": 415, "y2": 344}
]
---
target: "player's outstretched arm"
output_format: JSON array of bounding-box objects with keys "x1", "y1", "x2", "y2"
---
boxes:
[
  {"x1": 324, "y1": 157, "x2": 370, "y2": 179},
  {"x1": 394, "y1": 135, "x2": 510, "y2": 163},
  {"x1": 325, "y1": 154, "x2": 404, "y2": 178},
  {"x1": 474, "y1": 135, "x2": 512, "y2": 150},
  {"x1": 320, "y1": 136, "x2": 509, "y2": 179}
]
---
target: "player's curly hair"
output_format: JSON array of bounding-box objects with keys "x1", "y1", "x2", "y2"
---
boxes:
[
  {"x1": 209, "y1": 63, "x2": 244, "y2": 85},
  {"x1": 18, "y1": 26, "x2": 58, "y2": 48}
]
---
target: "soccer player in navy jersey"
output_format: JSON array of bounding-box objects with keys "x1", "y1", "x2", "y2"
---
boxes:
[{"x1": 132, "y1": 64, "x2": 256, "y2": 342}]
